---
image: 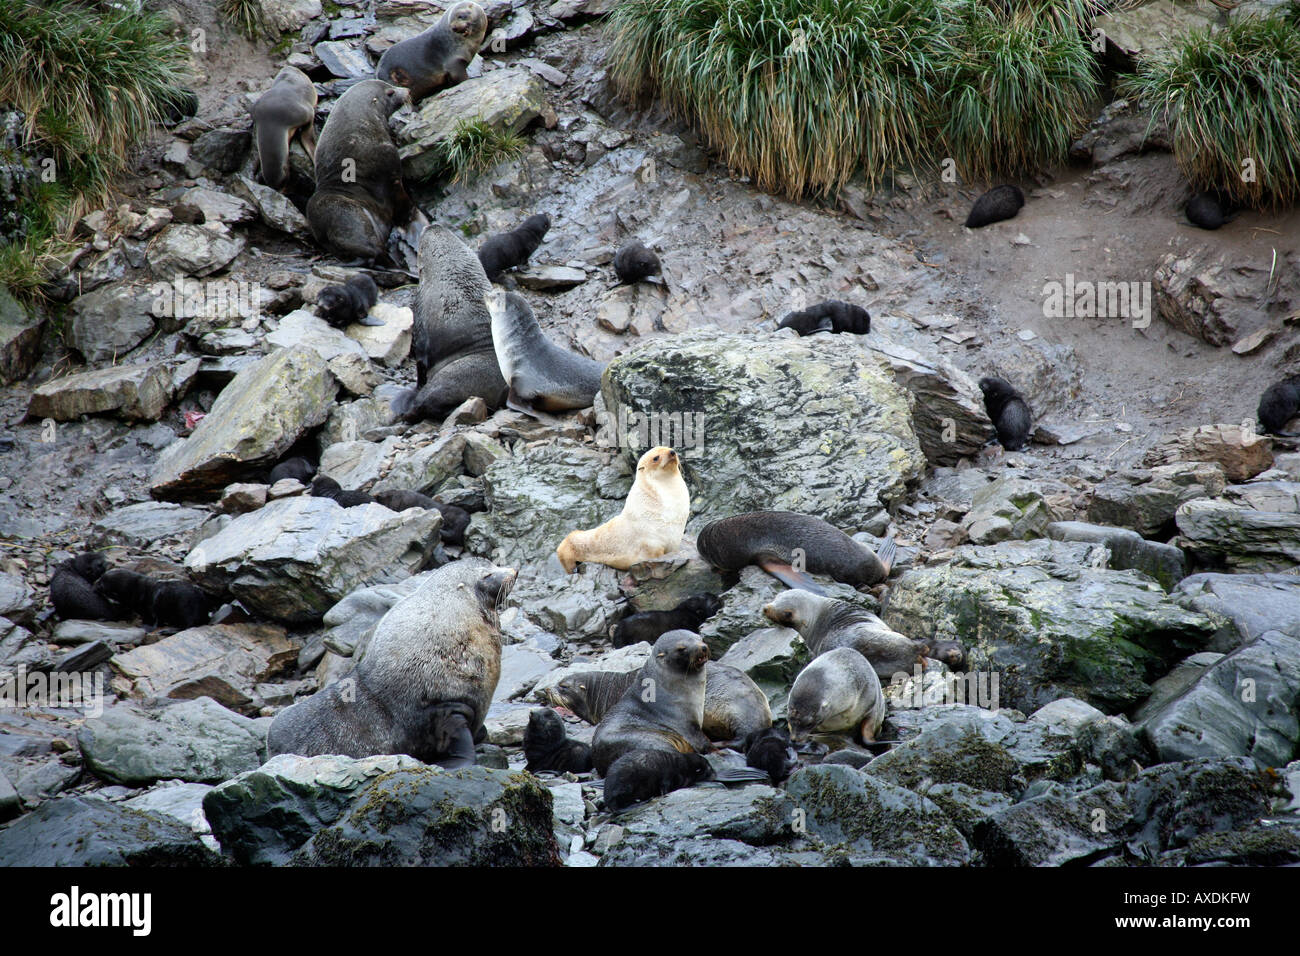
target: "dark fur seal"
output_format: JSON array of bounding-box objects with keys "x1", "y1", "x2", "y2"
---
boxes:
[
  {"x1": 545, "y1": 669, "x2": 637, "y2": 724},
  {"x1": 1258, "y1": 376, "x2": 1300, "y2": 437},
  {"x1": 268, "y1": 561, "x2": 516, "y2": 767},
  {"x1": 603, "y1": 750, "x2": 713, "y2": 812},
  {"x1": 396, "y1": 225, "x2": 507, "y2": 423},
  {"x1": 743, "y1": 726, "x2": 798, "y2": 783},
  {"x1": 777, "y1": 300, "x2": 870, "y2": 336},
  {"x1": 612, "y1": 240, "x2": 661, "y2": 284},
  {"x1": 487, "y1": 289, "x2": 606, "y2": 412},
  {"x1": 94, "y1": 569, "x2": 210, "y2": 630},
  {"x1": 477, "y1": 214, "x2": 550, "y2": 282},
  {"x1": 696, "y1": 511, "x2": 896, "y2": 592},
  {"x1": 306, "y1": 79, "x2": 412, "y2": 264},
  {"x1": 965, "y1": 184, "x2": 1024, "y2": 228},
  {"x1": 373, "y1": 490, "x2": 472, "y2": 544},
  {"x1": 317, "y1": 274, "x2": 381, "y2": 327},
  {"x1": 49, "y1": 553, "x2": 116, "y2": 621},
  {"x1": 268, "y1": 456, "x2": 316, "y2": 486},
  {"x1": 763, "y1": 589, "x2": 965, "y2": 681},
  {"x1": 252, "y1": 66, "x2": 318, "y2": 191},
  {"x1": 310, "y1": 475, "x2": 375, "y2": 507},
  {"x1": 1186, "y1": 191, "x2": 1239, "y2": 230},
  {"x1": 788, "y1": 646, "x2": 885, "y2": 743},
  {"x1": 978, "y1": 375, "x2": 1033, "y2": 451},
  {"x1": 611, "y1": 593, "x2": 722, "y2": 648},
  {"x1": 523, "y1": 708, "x2": 594, "y2": 774},
  {"x1": 375, "y1": 1, "x2": 488, "y2": 106}
]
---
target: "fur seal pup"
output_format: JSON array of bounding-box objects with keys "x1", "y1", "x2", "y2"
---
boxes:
[
  {"x1": 397, "y1": 225, "x2": 507, "y2": 422},
  {"x1": 965, "y1": 184, "x2": 1024, "y2": 228},
  {"x1": 612, "y1": 239, "x2": 661, "y2": 284},
  {"x1": 373, "y1": 490, "x2": 472, "y2": 544},
  {"x1": 978, "y1": 375, "x2": 1033, "y2": 451},
  {"x1": 787, "y1": 647, "x2": 885, "y2": 743},
  {"x1": 268, "y1": 561, "x2": 516, "y2": 766},
  {"x1": 486, "y1": 289, "x2": 606, "y2": 413},
  {"x1": 252, "y1": 66, "x2": 318, "y2": 190},
  {"x1": 310, "y1": 475, "x2": 375, "y2": 507},
  {"x1": 523, "y1": 708, "x2": 594, "y2": 774},
  {"x1": 94, "y1": 569, "x2": 210, "y2": 630},
  {"x1": 776, "y1": 300, "x2": 870, "y2": 336},
  {"x1": 1258, "y1": 375, "x2": 1300, "y2": 437},
  {"x1": 49, "y1": 553, "x2": 116, "y2": 621},
  {"x1": 317, "y1": 274, "x2": 382, "y2": 327},
  {"x1": 557, "y1": 446, "x2": 689, "y2": 573},
  {"x1": 477, "y1": 214, "x2": 550, "y2": 282},
  {"x1": 306, "y1": 79, "x2": 412, "y2": 264},
  {"x1": 743, "y1": 726, "x2": 798, "y2": 783},
  {"x1": 268, "y1": 456, "x2": 316, "y2": 486},
  {"x1": 603, "y1": 750, "x2": 714, "y2": 812},
  {"x1": 591, "y1": 629, "x2": 712, "y2": 775},
  {"x1": 696, "y1": 511, "x2": 896, "y2": 592},
  {"x1": 1185, "y1": 191, "x2": 1239, "y2": 230},
  {"x1": 375, "y1": 1, "x2": 488, "y2": 105},
  {"x1": 611, "y1": 593, "x2": 722, "y2": 648},
  {"x1": 763, "y1": 589, "x2": 965, "y2": 681}
]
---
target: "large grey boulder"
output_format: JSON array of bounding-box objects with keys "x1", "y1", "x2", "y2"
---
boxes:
[
  {"x1": 1087, "y1": 462, "x2": 1226, "y2": 537},
  {"x1": 1175, "y1": 482, "x2": 1300, "y2": 573},
  {"x1": 1173, "y1": 572, "x2": 1300, "y2": 646},
  {"x1": 67, "y1": 282, "x2": 156, "y2": 362},
  {"x1": 1045, "y1": 520, "x2": 1187, "y2": 590},
  {"x1": 0, "y1": 284, "x2": 44, "y2": 384},
  {"x1": 27, "y1": 362, "x2": 177, "y2": 422}
]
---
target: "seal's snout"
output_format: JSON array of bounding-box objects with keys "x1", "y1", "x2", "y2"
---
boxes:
[
  {"x1": 692, "y1": 643, "x2": 709, "y2": 669},
  {"x1": 476, "y1": 566, "x2": 517, "y2": 610}
]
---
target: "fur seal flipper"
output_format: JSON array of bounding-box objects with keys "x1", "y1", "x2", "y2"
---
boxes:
[
  {"x1": 477, "y1": 213, "x2": 550, "y2": 282},
  {"x1": 697, "y1": 511, "x2": 892, "y2": 587},
  {"x1": 978, "y1": 375, "x2": 1033, "y2": 451},
  {"x1": 487, "y1": 289, "x2": 605, "y2": 412},
  {"x1": 965, "y1": 184, "x2": 1024, "y2": 228},
  {"x1": 756, "y1": 559, "x2": 829, "y2": 595}
]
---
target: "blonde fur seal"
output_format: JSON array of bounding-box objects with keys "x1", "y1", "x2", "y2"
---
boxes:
[
  {"x1": 556, "y1": 447, "x2": 689, "y2": 573},
  {"x1": 251, "y1": 66, "x2": 318, "y2": 190}
]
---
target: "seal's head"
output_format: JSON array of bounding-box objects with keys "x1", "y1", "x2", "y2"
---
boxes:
[
  {"x1": 761, "y1": 589, "x2": 820, "y2": 630},
  {"x1": 654, "y1": 629, "x2": 709, "y2": 675},
  {"x1": 447, "y1": 1, "x2": 489, "y2": 43},
  {"x1": 525, "y1": 707, "x2": 566, "y2": 750},
  {"x1": 978, "y1": 375, "x2": 1016, "y2": 404},
  {"x1": 637, "y1": 446, "x2": 680, "y2": 479},
  {"x1": 680, "y1": 592, "x2": 723, "y2": 621}
]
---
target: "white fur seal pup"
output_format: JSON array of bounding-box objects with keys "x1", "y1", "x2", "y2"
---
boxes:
[
  {"x1": 267, "y1": 561, "x2": 516, "y2": 767},
  {"x1": 487, "y1": 289, "x2": 606, "y2": 413},
  {"x1": 556, "y1": 446, "x2": 689, "y2": 573}
]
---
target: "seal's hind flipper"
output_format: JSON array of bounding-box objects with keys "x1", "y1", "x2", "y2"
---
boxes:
[
  {"x1": 712, "y1": 766, "x2": 772, "y2": 784},
  {"x1": 757, "y1": 559, "x2": 829, "y2": 595},
  {"x1": 876, "y1": 536, "x2": 898, "y2": 578}
]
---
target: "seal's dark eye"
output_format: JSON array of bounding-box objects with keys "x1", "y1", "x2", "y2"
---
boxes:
[{"x1": 653, "y1": 456, "x2": 660, "y2": 462}]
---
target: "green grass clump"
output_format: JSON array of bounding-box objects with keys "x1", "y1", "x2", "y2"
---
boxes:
[
  {"x1": 220, "y1": 0, "x2": 267, "y2": 40},
  {"x1": 1121, "y1": 8, "x2": 1300, "y2": 210},
  {"x1": 437, "y1": 119, "x2": 527, "y2": 184}
]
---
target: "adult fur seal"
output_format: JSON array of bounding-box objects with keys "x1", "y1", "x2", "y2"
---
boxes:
[
  {"x1": 375, "y1": 1, "x2": 488, "y2": 105},
  {"x1": 478, "y1": 214, "x2": 550, "y2": 282},
  {"x1": 1258, "y1": 375, "x2": 1300, "y2": 437},
  {"x1": 978, "y1": 375, "x2": 1033, "y2": 451},
  {"x1": 965, "y1": 184, "x2": 1024, "y2": 228},
  {"x1": 613, "y1": 240, "x2": 661, "y2": 284},
  {"x1": 395, "y1": 226, "x2": 507, "y2": 422},
  {"x1": 611, "y1": 593, "x2": 722, "y2": 648},
  {"x1": 306, "y1": 79, "x2": 412, "y2": 264},
  {"x1": 777, "y1": 300, "x2": 870, "y2": 336},
  {"x1": 252, "y1": 66, "x2": 318, "y2": 190},
  {"x1": 763, "y1": 589, "x2": 965, "y2": 681},
  {"x1": 556, "y1": 446, "x2": 689, "y2": 573},
  {"x1": 317, "y1": 274, "x2": 382, "y2": 327},
  {"x1": 696, "y1": 511, "x2": 896, "y2": 592},
  {"x1": 523, "y1": 708, "x2": 593, "y2": 773},
  {"x1": 486, "y1": 289, "x2": 606, "y2": 412},
  {"x1": 94, "y1": 569, "x2": 210, "y2": 630},
  {"x1": 788, "y1": 647, "x2": 885, "y2": 743},
  {"x1": 603, "y1": 750, "x2": 714, "y2": 812},
  {"x1": 267, "y1": 561, "x2": 516, "y2": 767},
  {"x1": 49, "y1": 553, "x2": 116, "y2": 621}
]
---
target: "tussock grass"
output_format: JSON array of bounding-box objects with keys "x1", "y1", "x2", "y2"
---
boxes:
[
  {"x1": 1122, "y1": 9, "x2": 1300, "y2": 210},
  {"x1": 219, "y1": 0, "x2": 267, "y2": 40},
  {"x1": 436, "y1": 119, "x2": 527, "y2": 184}
]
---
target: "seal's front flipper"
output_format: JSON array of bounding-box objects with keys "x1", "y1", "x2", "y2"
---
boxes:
[
  {"x1": 876, "y1": 536, "x2": 898, "y2": 578},
  {"x1": 433, "y1": 720, "x2": 477, "y2": 769},
  {"x1": 357, "y1": 312, "x2": 387, "y2": 327},
  {"x1": 711, "y1": 766, "x2": 771, "y2": 784},
  {"x1": 758, "y1": 559, "x2": 828, "y2": 595}
]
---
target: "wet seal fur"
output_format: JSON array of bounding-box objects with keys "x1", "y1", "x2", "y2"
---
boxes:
[
  {"x1": 978, "y1": 375, "x2": 1033, "y2": 451},
  {"x1": 94, "y1": 568, "x2": 211, "y2": 630},
  {"x1": 788, "y1": 646, "x2": 885, "y2": 743},
  {"x1": 395, "y1": 225, "x2": 507, "y2": 422},
  {"x1": 252, "y1": 66, "x2": 318, "y2": 190},
  {"x1": 376, "y1": 1, "x2": 488, "y2": 106},
  {"x1": 557, "y1": 446, "x2": 688, "y2": 573},
  {"x1": 1258, "y1": 375, "x2": 1300, "y2": 437},
  {"x1": 777, "y1": 300, "x2": 870, "y2": 336},
  {"x1": 268, "y1": 561, "x2": 516, "y2": 767},
  {"x1": 613, "y1": 240, "x2": 661, "y2": 284},
  {"x1": 763, "y1": 589, "x2": 965, "y2": 681},
  {"x1": 478, "y1": 214, "x2": 550, "y2": 282},
  {"x1": 696, "y1": 510, "x2": 895, "y2": 592},
  {"x1": 49, "y1": 553, "x2": 115, "y2": 621},
  {"x1": 611, "y1": 593, "x2": 722, "y2": 648},
  {"x1": 965, "y1": 184, "x2": 1024, "y2": 228},
  {"x1": 306, "y1": 80, "x2": 412, "y2": 264},
  {"x1": 317, "y1": 274, "x2": 381, "y2": 327},
  {"x1": 487, "y1": 289, "x2": 606, "y2": 412},
  {"x1": 524, "y1": 708, "x2": 593, "y2": 773}
]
